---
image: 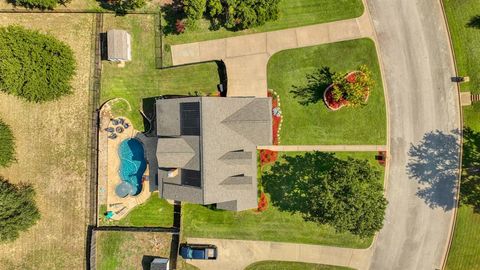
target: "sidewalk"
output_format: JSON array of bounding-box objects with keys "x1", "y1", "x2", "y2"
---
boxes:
[
  {"x1": 171, "y1": 12, "x2": 375, "y2": 97},
  {"x1": 258, "y1": 145, "x2": 387, "y2": 152},
  {"x1": 185, "y1": 238, "x2": 373, "y2": 270}
]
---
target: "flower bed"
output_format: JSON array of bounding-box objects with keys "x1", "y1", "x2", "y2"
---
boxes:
[
  {"x1": 259, "y1": 90, "x2": 282, "y2": 166},
  {"x1": 323, "y1": 70, "x2": 371, "y2": 111}
]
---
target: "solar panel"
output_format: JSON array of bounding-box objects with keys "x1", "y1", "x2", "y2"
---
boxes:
[
  {"x1": 180, "y1": 102, "x2": 200, "y2": 135},
  {"x1": 181, "y1": 169, "x2": 201, "y2": 187}
]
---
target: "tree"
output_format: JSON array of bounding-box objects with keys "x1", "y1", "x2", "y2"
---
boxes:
[
  {"x1": 263, "y1": 152, "x2": 387, "y2": 237},
  {"x1": 223, "y1": 0, "x2": 280, "y2": 30},
  {"x1": 0, "y1": 26, "x2": 76, "y2": 103},
  {"x1": 0, "y1": 177, "x2": 40, "y2": 242},
  {"x1": 183, "y1": 0, "x2": 207, "y2": 20},
  {"x1": 0, "y1": 119, "x2": 15, "y2": 168},
  {"x1": 103, "y1": 0, "x2": 146, "y2": 14},
  {"x1": 331, "y1": 65, "x2": 375, "y2": 107},
  {"x1": 11, "y1": 0, "x2": 70, "y2": 10}
]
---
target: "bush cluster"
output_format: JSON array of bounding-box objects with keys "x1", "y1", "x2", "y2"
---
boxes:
[
  {"x1": 0, "y1": 26, "x2": 76, "y2": 103},
  {"x1": 0, "y1": 177, "x2": 40, "y2": 242},
  {"x1": 11, "y1": 0, "x2": 69, "y2": 10},
  {"x1": 182, "y1": 0, "x2": 281, "y2": 31},
  {"x1": 0, "y1": 119, "x2": 14, "y2": 168}
]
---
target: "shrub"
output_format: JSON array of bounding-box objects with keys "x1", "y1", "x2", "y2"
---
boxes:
[
  {"x1": 175, "y1": 19, "x2": 186, "y2": 34},
  {"x1": 183, "y1": 0, "x2": 207, "y2": 20},
  {"x1": 11, "y1": 0, "x2": 70, "y2": 10},
  {"x1": 0, "y1": 119, "x2": 15, "y2": 168},
  {"x1": 0, "y1": 26, "x2": 76, "y2": 103},
  {"x1": 0, "y1": 177, "x2": 40, "y2": 242},
  {"x1": 331, "y1": 65, "x2": 375, "y2": 107},
  {"x1": 102, "y1": 0, "x2": 146, "y2": 14}
]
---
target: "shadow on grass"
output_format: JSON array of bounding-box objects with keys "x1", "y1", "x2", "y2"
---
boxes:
[
  {"x1": 461, "y1": 127, "x2": 480, "y2": 212},
  {"x1": 290, "y1": 66, "x2": 333, "y2": 106},
  {"x1": 467, "y1": 15, "x2": 480, "y2": 29},
  {"x1": 407, "y1": 129, "x2": 461, "y2": 211},
  {"x1": 161, "y1": 1, "x2": 184, "y2": 36}
]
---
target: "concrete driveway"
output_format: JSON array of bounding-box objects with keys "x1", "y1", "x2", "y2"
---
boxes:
[
  {"x1": 185, "y1": 238, "x2": 372, "y2": 270},
  {"x1": 366, "y1": 0, "x2": 461, "y2": 269}
]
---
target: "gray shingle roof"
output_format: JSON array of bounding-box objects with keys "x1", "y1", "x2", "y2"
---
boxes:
[{"x1": 155, "y1": 97, "x2": 272, "y2": 211}]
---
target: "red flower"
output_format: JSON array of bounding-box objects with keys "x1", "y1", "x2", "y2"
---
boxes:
[{"x1": 257, "y1": 192, "x2": 268, "y2": 212}]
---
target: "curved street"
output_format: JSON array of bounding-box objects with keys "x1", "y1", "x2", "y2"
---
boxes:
[{"x1": 366, "y1": 0, "x2": 461, "y2": 269}]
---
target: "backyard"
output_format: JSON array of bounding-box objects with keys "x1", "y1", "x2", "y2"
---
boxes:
[
  {"x1": 99, "y1": 194, "x2": 174, "y2": 227},
  {"x1": 182, "y1": 152, "x2": 385, "y2": 249},
  {"x1": 443, "y1": 0, "x2": 480, "y2": 268},
  {"x1": 0, "y1": 13, "x2": 94, "y2": 269},
  {"x1": 267, "y1": 38, "x2": 386, "y2": 145},
  {"x1": 101, "y1": 14, "x2": 221, "y2": 130}
]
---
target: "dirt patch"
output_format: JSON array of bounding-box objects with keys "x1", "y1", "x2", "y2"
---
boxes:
[{"x1": 0, "y1": 13, "x2": 94, "y2": 270}]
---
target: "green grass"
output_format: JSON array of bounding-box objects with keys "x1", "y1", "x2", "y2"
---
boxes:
[
  {"x1": 446, "y1": 205, "x2": 480, "y2": 270},
  {"x1": 245, "y1": 261, "x2": 354, "y2": 270},
  {"x1": 267, "y1": 38, "x2": 386, "y2": 145},
  {"x1": 444, "y1": 0, "x2": 480, "y2": 93},
  {"x1": 101, "y1": 14, "x2": 220, "y2": 130},
  {"x1": 443, "y1": 1, "x2": 480, "y2": 267},
  {"x1": 99, "y1": 194, "x2": 174, "y2": 227},
  {"x1": 97, "y1": 231, "x2": 128, "y2": 270},
  {"x1": 182, "y1": 152, "x2": 384, "y2": 248},
  {"x1": 163, "y1": 0, "x2": 364, "y2": 45}
]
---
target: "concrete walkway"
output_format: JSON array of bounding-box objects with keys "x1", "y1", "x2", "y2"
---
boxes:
[
  {"x1": 185, "y1": 238, "x2": 373, "y2": 270},
  {"x1": 258, "y1": 145, "x2": 386, "y2": 152},
  {"x1": 171, "y1": 13, "x2": 375, "y2": 97}
]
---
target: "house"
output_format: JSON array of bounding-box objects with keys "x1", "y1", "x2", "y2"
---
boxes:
[
  {"x1": 155, "y1": 96, "x2": 272, "y2": 211},
  {"x1": 106, "y1": 29, "x2": 132, "y2": 62},
  {"x1": 150, "y1": 257, "x2": 169, "y2": 270}
]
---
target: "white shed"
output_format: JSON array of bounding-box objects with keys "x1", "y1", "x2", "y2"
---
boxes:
[{"x1": 107, "y1": 29, "x2": 132, "y2": 62}]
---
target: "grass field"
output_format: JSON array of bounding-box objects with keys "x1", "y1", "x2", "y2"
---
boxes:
[
  {"x1": 0, "y1": 13, "x2": 94, "y2": 269},
  {"x1": 182, "y1": 152, "x2": 384, "y2": 248},
  {"x1": 99, "y1": 194, "x2": 174, "y2": 227},
  {"x1": 444, "y1": 0, "x2": 480, "y2": 93},
  {"x1": 267, "y1": 38, "x2": 386, "y2": 145},
  {"x1": 245, "y1": 261, "x2": 353, "y2": 270},
  {"x1": 442, "y1": 1, "x2": 480, "y2": 268},
  {"x1": 163, "y1": 0, "x2": 364, "y2": 46},
  {"x1": 101, "y1": 14, "x2": 221, "y2": 130},
  {"x1": 96, "y1": 231, "x2": 170, "y2": 270}
]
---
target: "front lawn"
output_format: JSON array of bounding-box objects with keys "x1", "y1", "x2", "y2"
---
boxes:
[
  {"x1": 444, "y1": 0, "x2": 480, "y2": 93},
  {"x1": 99, "y1": 194, "x2": 174, "y2": 227},
  {"x1": 182, "y1": 152, "x2": 384, "y2": 248},
  {"x1": 101, "y1": 14, "x2": 220, "y2": 130},
  {"x1": 163, "y1": 0, "x2": 364, "y2": 46},
  {"x1": 267, "y1": 38, "x2": 386, "y2": 145},
  {"x1": 245, "y1": 261, "x2": 354, "y2": 270}
]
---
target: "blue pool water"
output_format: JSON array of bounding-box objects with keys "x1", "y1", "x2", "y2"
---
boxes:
[{"x1": 116, "y1": 139, "x2": 147, "y2": 197}]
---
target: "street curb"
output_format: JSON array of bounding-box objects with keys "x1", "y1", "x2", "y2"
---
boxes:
[
  {"x1": 437, "y1": 1, "x2": 464, "y2": 269},
  {"x1": 360, "y1": 0, "x2": 392, "y2": 254}
]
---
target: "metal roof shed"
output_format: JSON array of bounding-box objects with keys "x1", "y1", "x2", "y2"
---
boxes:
[{"x1": 107, "y1": 29, "x2": 132, "y2": 62}]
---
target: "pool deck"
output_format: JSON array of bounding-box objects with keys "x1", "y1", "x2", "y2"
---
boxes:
[{"x1": 98, "y1": 107, "x2": 151, "y2": 221}]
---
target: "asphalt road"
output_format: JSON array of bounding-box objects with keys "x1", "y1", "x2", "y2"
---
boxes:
[{"x1": 366, "y1": 0, "x2": 461, "y2": 269}]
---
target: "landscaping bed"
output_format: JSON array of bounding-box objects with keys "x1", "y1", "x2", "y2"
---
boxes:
[
  {"x1": 267, "y1": 38, "x2": 386, "y2": 145},
  {"x1": 182, "y1": 152, "x2": 384, "y2": 248}
]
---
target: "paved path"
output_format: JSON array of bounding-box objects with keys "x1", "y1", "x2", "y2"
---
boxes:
[
  {"x1": 171, "y1": 13, "x2": 375, "y2": 97},
  {"x1": 366, "y1": 0, "x2": 461, "y2": 269},
  {"x1": 258, "y1": 145, "x2": 386, "y2": 152},
  {"x1": 185, "y1": 238, "x2": 372, "y2": 270}
]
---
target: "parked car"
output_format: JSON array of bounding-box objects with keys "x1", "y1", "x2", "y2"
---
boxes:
[{"x1": 179, "y1": 244, "x2": 218, "y2": 260}]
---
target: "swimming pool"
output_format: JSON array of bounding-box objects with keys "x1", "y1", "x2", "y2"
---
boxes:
[{"x1": 115, "y1": 138, "x2": 147, "y2": 197}]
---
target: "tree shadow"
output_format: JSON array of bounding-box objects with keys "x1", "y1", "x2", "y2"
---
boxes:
[
  {"x1": 161, "y1": 1, "x2": 184, "y2": 36},
  {"x1": 460, "y1": 127, "x2": 480, "y2": 212},
  {"x1": 467, "y1": 15, "x2": 480, "y2": 29},
  {"x1": 406, "y1": 129, "x2": 461, "y2": 211},
  {"x1": 290, "y1": 66, "x2": 334, "y2": 106}
]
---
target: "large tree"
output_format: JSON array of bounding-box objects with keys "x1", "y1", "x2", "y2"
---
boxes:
[
  {"x1": 0, "y1": 177, "x2": 40, "y2": 242},
  {"x1": 0, "y1": 26, "x2": 76, "y2": 103},
  {"x1": 11, "y1": 0, "x2": 70, "y2": 10},
  {"x1": 263, "y1": 152, "x2": 387, "y2": 237},
  {"x1": 0, "y1": 119, "x2": 15, "y2": 168}
]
